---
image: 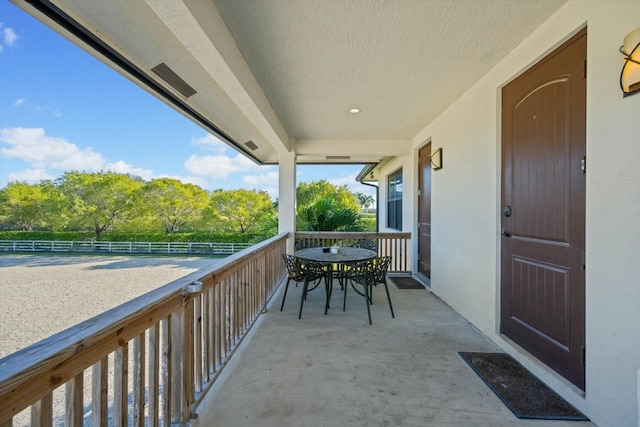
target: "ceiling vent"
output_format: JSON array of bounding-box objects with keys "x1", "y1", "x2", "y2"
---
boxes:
[
  {"x1": 326, "y1": 155, "x2": 351, "y2": 160},
  {"x1": 151, "y1": 63, "x2": 197, "y2": 98},
  {"x1": 245, "y1": 140, "x2": 259, "y2": 151}
]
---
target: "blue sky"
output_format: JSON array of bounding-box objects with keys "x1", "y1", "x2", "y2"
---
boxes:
[{"x1": 0, "y1": 2, "x2": 374, "y2": 201}]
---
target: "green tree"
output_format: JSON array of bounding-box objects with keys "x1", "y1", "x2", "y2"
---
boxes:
[
  {"x1": 297, "y1": 197, "x2": 362, "y2": 231},
  {"x1": 57, "y1": 171, "x2": 144, "y2": 239},
  {"x1": 0, "y1": 181, "x2": 65, "y2": 230},
  {"x1": 142, "y1": 178, "x2": 209, "y2": 233},
  {"x1": 355, "y1": 192, "x2": 375, "y2": 210},
  {"x1": 206, "y1": 189, "x2": 275, "y2": 234},
  {"x1": 296, "y1": 180, "x2": 360, "y2": 212}
]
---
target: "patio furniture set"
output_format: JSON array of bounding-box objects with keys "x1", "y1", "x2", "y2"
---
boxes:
[{"x1": 280, "y1": 245, "x2": 395, "y2": 324}]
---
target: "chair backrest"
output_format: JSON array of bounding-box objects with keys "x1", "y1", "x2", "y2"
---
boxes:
[
  {"x1": 281, "y1": 254, "x2": 326, "y2": 281},
  {"x1": 371, "y1": 256, "x2": 392, "y2": 284},
  {"x1": 351, "y1": 239, "x2": 378, "y2": 252},
  {"x1": 281, "y1": 254, "x2": 306, "y2": 281},
  {"x1": 299, "y1": 259, "x2": 328, "y2": 281}
]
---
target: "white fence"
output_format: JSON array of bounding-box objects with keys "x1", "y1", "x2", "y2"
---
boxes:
[{"x1": 0, "y1": 240, "x2": 252, "y2": 256}]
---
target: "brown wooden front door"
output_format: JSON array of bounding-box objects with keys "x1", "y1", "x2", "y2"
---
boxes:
[
  {"x1": 501, "y1": 29, "x2": 586, "y2": 390},
  {"x1": 418, "y1": 144, "x2": 432, "y2": 279}
]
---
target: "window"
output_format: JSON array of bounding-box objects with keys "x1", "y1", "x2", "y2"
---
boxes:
[{"x1": 387, "y1": 168, "x2": 403, "y2": 230}]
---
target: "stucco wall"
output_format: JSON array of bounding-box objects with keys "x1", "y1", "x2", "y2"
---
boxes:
[{"x1": 378, "y1": 1, "x2": 640, "y2": 426}]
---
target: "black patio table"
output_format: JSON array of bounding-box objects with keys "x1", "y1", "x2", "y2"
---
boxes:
[
  {"x1": 295, "y1": 246, "x2": 377, "y2": 309},
  {"x1": 295, "y1": 246, "x2": 376, "y2": 265}
]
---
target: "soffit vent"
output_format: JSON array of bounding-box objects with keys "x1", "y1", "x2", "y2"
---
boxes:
[
  {"x1": 151, "y1": 63, "x2": 197, "y2": 98},
  {"x1": 245, "y1": 140, "x2": 259, "y2": 151},
  {"x1": 326, "y1": 155, "x2": 351, "y2": 160}
]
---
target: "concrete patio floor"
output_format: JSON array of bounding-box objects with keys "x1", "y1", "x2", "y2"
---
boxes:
[{"x1": 197, "y1": 276, "x2": 595, "y2": 427}]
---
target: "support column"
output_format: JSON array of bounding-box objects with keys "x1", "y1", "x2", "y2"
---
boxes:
[{"x1": 278, "y1": 151, "x2": 296, "y2": 253}]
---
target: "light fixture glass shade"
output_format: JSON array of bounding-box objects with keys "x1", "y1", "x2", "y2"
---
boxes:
[{"x1": 621, "y1": 27, "x2": 640, "y2": 96}]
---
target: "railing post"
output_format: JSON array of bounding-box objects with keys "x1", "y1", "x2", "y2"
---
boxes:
[{"x1": 180, "y1": 281, "x2": 202, "y2": 424}]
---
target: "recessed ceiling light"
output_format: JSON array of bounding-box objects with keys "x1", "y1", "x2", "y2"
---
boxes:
[{"x1": 349, "y1": 108, "x2": 361, "y2": 114}]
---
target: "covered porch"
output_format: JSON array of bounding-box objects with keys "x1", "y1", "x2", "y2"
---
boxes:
[
  {"x1": 5, "y1": 0, "x2": 640, "y2": 425},
  {"x1": 0, "y1": 232, "x2": 594, "y2": 426},
  {"x1": 199, "y1": 274, "x2": 594, "y2": 427}
]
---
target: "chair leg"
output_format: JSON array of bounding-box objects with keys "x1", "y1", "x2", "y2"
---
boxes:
[
  {"x1": 343, "y1": 278, "x2": 349, "y2": 311},
  {"x1": 382, "y1": 280, "x2": 395, "y2": 319},
  {"x1": 280, "y1": 277, "x2": 292, "y2": 311},
  {"x1": 324, "y1": 275, "x2": 331, "y2": 315},
  {"x1": 365, "y1": 285, "x2": 372, "y2": 325},
  {"x1": 325, "y1": 270, "x2": 332, "y2": 310},
  {"x1": 298, "y1": 278, "x2": 309, "y2": 319}
]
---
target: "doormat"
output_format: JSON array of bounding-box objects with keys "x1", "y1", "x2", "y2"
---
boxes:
[
  {"x1": 388, "y1": 276, "x2": 424, "y2": 289},
  {"x1": 458, "y1": 352, "x2": 589, "y2": 421}
]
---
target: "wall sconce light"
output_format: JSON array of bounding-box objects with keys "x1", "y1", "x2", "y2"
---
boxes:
[
  {"x1": 620, "y1": 27, "x2": 640, "y2": 97},
  {"x1": 431, "y1": 148, "x2": 443, "y2": 170}
]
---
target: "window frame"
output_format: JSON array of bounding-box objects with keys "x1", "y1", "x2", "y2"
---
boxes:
[{"x1": 387, "y1": 168, "x2": 403, "y2": 231}]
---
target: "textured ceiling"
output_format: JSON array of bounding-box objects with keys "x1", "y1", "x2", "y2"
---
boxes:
[
  {"x1": 18, "y1": 0, "x2": 568, "y2": 163},
  {"x1": 213, "y1": 0, "x2": 568, "y2": 140}
]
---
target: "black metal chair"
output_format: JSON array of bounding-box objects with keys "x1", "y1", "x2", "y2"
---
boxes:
[
  {"x1": 344, "y1": 256, "x2": 395, "y2": 324},
  {"x1": 350, "y1": 239, "x2": 378, "y2": 252},
  {"x1": 297, "y1": 259, "x2": 330, "y2": 319},
  {"x1": 280, "y1": 254, "x2": 329, "y2": 318},
  {"x1": 280, "y1": 254, "x2": 307, "y2": 311},
  {"x1": 337, "y1": 240, "x2": 377, "y2": 289}
]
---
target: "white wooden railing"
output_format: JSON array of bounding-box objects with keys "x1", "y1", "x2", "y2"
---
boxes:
[
  {"x1": 0, "y1": 233, "x2": 288, "y2": 427},
  {"x1": 0, "y1": 231, "x2": 412, "y2": 426},
  {"x1": 0, "y1": 240, "x2": 252, "y2": 256}
]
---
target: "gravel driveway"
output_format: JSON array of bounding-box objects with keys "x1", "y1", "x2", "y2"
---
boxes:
[{"x1": 0, "y1": 254, "x2": 219, "y2": 358}]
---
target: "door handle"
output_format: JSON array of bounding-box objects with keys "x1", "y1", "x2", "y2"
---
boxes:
[{"x1": 502, "y1": 230, "x2": 512, "y2": 238}]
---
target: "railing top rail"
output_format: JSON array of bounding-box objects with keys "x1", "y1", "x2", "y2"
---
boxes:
[
  {"x1": 0, "y1": 240, "x2": 253, "y2": 245},
  {"x1": 294, "y1": 231, "x2": 411, "y2": 238},
  {"x1": 0, "y1": 233, "x2": 288, "y2": 388}
]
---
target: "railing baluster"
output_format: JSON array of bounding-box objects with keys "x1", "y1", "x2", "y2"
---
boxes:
[
  {"x1": 114, "y1": 344, "x2": 129, "y2": 427},
  {"x1": 65, "y1": 372, "x2": 83, "y2": 426},
  {"x1": 148, "y1": 324, "x2": 160, "y2": 427},
  {"x1": 161, "y1": 316, "x2": 171, "y2": 426},
  {"x1": 92, "y1": 357, "x2": 108, "y2": 427},
  {"x1": 194, "y1": 293, "x2": 203, "y2": 394},
  {"x1": 206, "y1": 288, "x2": 215, "y2": 379},
  {"x1": 170, "y1": 312, "x2": 182, "y2": 424},
  {"x1": 214, "y1": 281, "x2": 221, "y2": 371},
  {"x1": 31, "y1": 393, "x2": 52, "y2": 427},
  {"x1": 182, "y1": 294, "x2": 195, "y2": 423},
  {"x1": 133, "y1": 333, "x2": 145, "y2": 427}
]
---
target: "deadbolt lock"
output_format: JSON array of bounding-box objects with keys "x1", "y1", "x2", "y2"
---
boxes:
[{"x1": 503, "y1": 205, "x2": 512, "y2": 217}]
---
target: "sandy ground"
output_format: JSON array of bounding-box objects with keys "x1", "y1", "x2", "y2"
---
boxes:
[{"x1": 0, "y1": 254, "x2": 219, "y2": 358}]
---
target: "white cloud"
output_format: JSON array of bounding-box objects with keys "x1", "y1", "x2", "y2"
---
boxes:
[
  {"x1": 105, "y1": 160, "x2": 155, "y2": 181},
  {"x1": 35, "y1": 105, "x2": 62, "y2": 117},
  {"x1": 0, "y1": 127, "x2": 105, "y2": 170},
  {"x1": 184, "y1": 153, "x2": 263, "y2": 179},
  {"x1": 191, "y1": 133, "x2": 228, "y2": 154},
  {"x1": 13, "y1": 98, "x2": 25, "y2": 107},
  {"x1": 243, "y1": 171, "x2": 279, "y2": 187},
  {"x1": 242, "y1": 171, "x2": 279, "y2": 199},
  {"x1": 329, "y1": 172, "x2": 377, "y2": 197},
  {"x1": 3, "y1": 27, "x2": 18, "y2": 47},
  {"x1": 7, "y1": 168, "x2": 54, "y2": 183},
  {"x1": 0, "y1": 23, "x2": 18, "y2": 53}
]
